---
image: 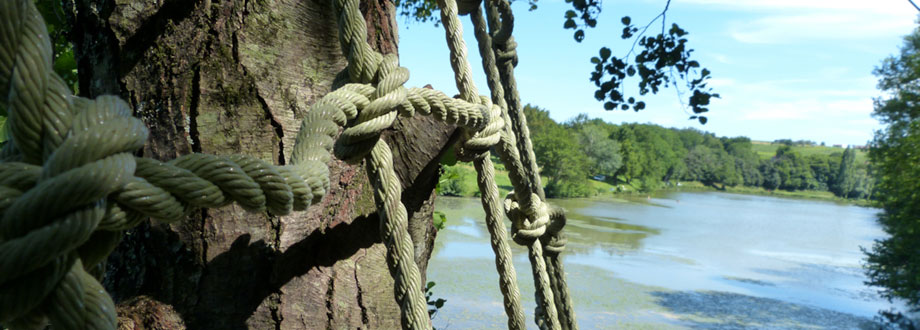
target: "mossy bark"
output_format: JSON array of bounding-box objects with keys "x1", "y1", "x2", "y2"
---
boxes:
[{"x1": 65, "y1": 0, "x2": 453, "y2": 328}]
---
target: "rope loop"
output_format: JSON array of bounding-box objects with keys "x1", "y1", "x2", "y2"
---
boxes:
[
  {"x1": 494, "y1": 37, "x2": 518, "y2": 68},
  {"x1": 0, "y1": 94, "x2": 142, "y2": 328},
  {"x1": 335, "y1": 54, "x2": 412, "y2": 163},
  {"x1": 457, "y1": 95, "x2": 501, "y2": 161},
  {"x1": 541, "y1": 207, "x2": 568, "y2": 256},
  {"x1": 504, "y1": 192, "x2": 549, "y2": 245}
]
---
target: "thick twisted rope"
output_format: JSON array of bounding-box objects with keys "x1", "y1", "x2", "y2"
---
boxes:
[
  {"x1": 330, "y1": 0, "x2": 500, "y2": 327},
  {"x1": 0, "y1": 1, "x2": 360, "y2": 327},
  {"x1": 478, "y1": 1, "x2": 578, "y2": 328},
  {"x1": 436, "y1": 0, "x2": 528, "y2": 328},
  {"x1": 541, "y1": 208, "x2": 577, "y2": 330},
  {"x1": 504, "y1": 192, "x2": 559, "y2": 330},
  {"x1": 471, "y1": 2, "x2": 578, "y2": 329},
  {"x1": 484, "y1": 0, "x2": 543, "y2": 200}
]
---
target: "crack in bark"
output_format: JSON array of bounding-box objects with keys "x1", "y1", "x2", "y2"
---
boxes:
[
  {"x1": 269, "y1": 292, "x2": 284, "y2": 330},
  {"x1": 325, "y1": 269, "x2": 337, "y2": 329},
  {"x1": 188, "y1": 65, "x2": 202, "y2": 153},
  {"x1": 195, "y1": 208, "x2": 210, "y2": 312},
  {"x1": 354, "y1": 250, "x2": 369, "y2": 326},
  {"x1": 227, "y1": 20, "x2": 286, "y2": 165},
  {"x1": 255, "y1": 92, "x2": 286, "y2": 165}
]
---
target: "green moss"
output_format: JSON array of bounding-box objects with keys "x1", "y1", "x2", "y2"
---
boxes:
[{"x1": 240, "y1": 43, "x2": 278, "y2": 67}]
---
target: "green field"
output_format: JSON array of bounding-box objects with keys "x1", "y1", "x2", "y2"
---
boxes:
[{"x1": 750, "y1": 141, "x2": 868, "y2": 164}]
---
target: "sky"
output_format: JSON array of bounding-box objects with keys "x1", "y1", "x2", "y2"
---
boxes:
[{"x1": 396, "y1": 0, "x2": 919, "y2": 146}]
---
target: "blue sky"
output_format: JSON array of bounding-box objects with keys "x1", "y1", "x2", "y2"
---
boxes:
[{"x1": 397, "y1": 0, "x2": 919, "y2": 146}]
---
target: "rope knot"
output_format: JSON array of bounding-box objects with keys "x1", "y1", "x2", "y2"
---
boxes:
[
  {"x1": 0, "y1": 94, "x2": 146, "y2": 328},
  {"x1": 494, "y1": 37, "x2": 518, "y2": 68},
  {"x1": 540, "y1": 206, "x2": 568, "y2": 256},
  {"x1": 335, "y1": 54, "x2": 415, "y2": 163},
  {"x1": 504, "y1": 192, "x2": 549, "y2": 245},
  {"x1": 456, "y1": 96, "x2": 501, "y2": 162}
]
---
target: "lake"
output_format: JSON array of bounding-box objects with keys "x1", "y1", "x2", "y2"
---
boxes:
[{"x1": 428, "y1": 192, "x2": 898, "y2": 329}]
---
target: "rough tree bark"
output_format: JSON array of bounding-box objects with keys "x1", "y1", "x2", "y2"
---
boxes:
[{"x1": 64, "y1": 0, "x2": 454, "y2": 328}]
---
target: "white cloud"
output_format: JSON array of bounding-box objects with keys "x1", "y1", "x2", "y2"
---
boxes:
[
  {"x1": 676, "y1": 0, "x2": 916, "y2": 15},
  {"x1": 670, "y1": 0, "x2": 918, "y2": 44},
  {"x1": 730, "y1": 12, "x2": 916, "y2": 44}
]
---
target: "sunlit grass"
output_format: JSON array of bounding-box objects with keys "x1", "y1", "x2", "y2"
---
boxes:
[{"x1": 750, "y1": 141, "x2": 868, "y2": 164}]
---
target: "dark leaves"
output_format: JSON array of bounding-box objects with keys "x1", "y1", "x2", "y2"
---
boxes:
[
  {"x1": 563, "y1": 0, "x2": 602, "y2": 42},
  {"x1": 589, "y1": 22, "x2": 718, "y2": 121}
]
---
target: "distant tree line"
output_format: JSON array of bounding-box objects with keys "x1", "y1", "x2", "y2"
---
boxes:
[
  {"x1": 523, "y1": 105, "x2": 873, "y2": 199},
  {"x1": 772, "y1": 139, "x2": 817, "y2": 147}
]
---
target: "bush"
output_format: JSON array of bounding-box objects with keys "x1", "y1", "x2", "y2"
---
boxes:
[{"x1": 436, "y1": 165, "x2": 477, "y2": 197}]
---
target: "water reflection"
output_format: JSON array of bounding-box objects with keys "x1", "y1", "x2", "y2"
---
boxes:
[
  {"x1": 429, "y1": 193, "x2": 894, "y2": 329},
  {"x1": 563, "y1": 214, "x2": 660, "y2": 253}
]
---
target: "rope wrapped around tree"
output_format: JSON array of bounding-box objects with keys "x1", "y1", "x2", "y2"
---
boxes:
[{"x1": 0, "y1": 0, "x2": 578, "y2": 327}]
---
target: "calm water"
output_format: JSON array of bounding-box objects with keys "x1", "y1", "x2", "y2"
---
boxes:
[{"x1": 428, "y1": 192, "x2": 898, "y2": 329}]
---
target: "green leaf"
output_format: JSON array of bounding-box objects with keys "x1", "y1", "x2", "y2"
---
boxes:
[
  {"x1": 621, "y1": 16, "x2": 631, "y2": 25},
  {"x1": 590, "y1": 57, "x2": 600, "y2": 64},
  {"x1": 574, "y1": 30, "x2": 585, "y2": 42},
  {"x1": 563, "y1": 19, "x2": 576, "y2": 29},
  {"x1": 599, "y1": 47, "x2": 611, "y2": 60},
  {"x1": 440, "y1": 145, "x2": 458, "y2": 165},
  {"x1": 0, "y1": 115, "x2": 6, "y2": 144},
  {"x1": 565, "y1": 10, "x2": 577, "y2": 19}
]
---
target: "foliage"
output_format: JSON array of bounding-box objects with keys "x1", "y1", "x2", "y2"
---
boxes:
[
  {"x1": 684, "y1": 145, "x2": 736, "y2": 188},
  {"x1": 569, "y1": 115, "x2": 622, "y2": 179},
  {"x1": 0, "y1": 115, "x2": 6, "y2": 145},
  {"x1": 864, "y1": 24, "x2": 920, "y2": 325},
  {"x1": 431, "y1": 211, "x2": 447, "y2": 230},
  {"x1": 394, "y1": 0, "x2": 538, "y2": 25},
  {"x1": 35, "y1": 0, "x2": 78, "y2": 92},
  {"x1": 0, "y1": 0, "x2": 79, "y2": 143},
  {"x1": 525, "y1": 105, "x2": 593, "y2": 198},
  {"x1": 832, "y1": 148, "x2": 856, "y2": 198},
  {"x1": 590, "y1": 21, "x2": 718, "y2": 123},
  {"x1": 393, "y1": 0, "x2": 717, "y2": 123},
  {"x1": 519, "y1": 105, "x2": 870, "y2": 199},
  {"x1": 424, "y1": 281, "x2": 447, "y2": 319},
  {"x1": 394, "y1": 0, "x2": 441, "y2": 25},
  {"x1": 437, "y1": 164, "x2": 478, "y2": 197}
]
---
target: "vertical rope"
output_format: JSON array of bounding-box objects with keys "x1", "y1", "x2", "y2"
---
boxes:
[
  {"x1": 543, "y1": 209, "x2": 577, "y2": 330},
  {"x1": 332, "y1": 0, "x2": 432, "y2": 327},
  {"x1": 485, "y1": 0, "x2": 544, "y2": 201},
  {"x1": 480, "y1": 0, "x2": 577, "y2": 328},
  {"x1": 472, "y1": 156, "x2": 527, "y2": 329},
  {"x1": 436, "y1": 0, "x2": 527, "y2": 328},
  {"x1": 368, "y1": 140, "x2": 432, "y2": 329}
]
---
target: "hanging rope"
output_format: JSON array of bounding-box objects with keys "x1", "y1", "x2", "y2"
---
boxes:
[
  {"x1": 477, "y1": 0, "x2": 578, "y2": 328},
  {"x1": 542, "y1": 208, "x2": 578, "y2": 330},
  {"x1": 435, "y1": 0, "x2": 527, "y2": 328}
]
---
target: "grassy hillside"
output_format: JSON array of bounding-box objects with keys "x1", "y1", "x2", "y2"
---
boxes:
[{"x1": 750, "y1": 141, "x2": 868, "y2": 164}]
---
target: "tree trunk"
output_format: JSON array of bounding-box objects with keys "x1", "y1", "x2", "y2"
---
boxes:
[{"x1": 65, "y1": 0, "x2": 453, "y2": 328}]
